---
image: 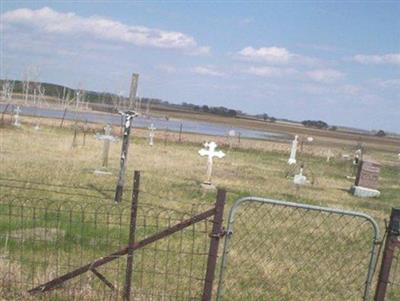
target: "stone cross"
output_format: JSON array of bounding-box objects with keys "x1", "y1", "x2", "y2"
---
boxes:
[
  {"x1": 288, "y1": 135, "x2": 298, "y2": 165},
  {"x1": 198, "y1": 141, "x2": 225, "y2": 184},
  {"x1": 148, "y1": 123, "x2": 156, "y2": 146},
  {"x1": 13, "y1": 106, "x2": 21, "y2": 127},
  {"x1": 96, "y1": 124, "x2": 118, "y2": 168}
]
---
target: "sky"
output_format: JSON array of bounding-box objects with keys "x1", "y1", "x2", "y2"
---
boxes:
[{"x1": 1, "y1": 1, "x2": 399, "y2": 132}]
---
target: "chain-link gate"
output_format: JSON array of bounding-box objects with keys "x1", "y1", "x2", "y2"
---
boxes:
[{"x1": 216, "y1": 197, "x2": 380, "y2": 301}]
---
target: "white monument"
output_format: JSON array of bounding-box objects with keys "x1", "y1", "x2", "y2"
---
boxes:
[
  {"x1": 294, "y1": 166, "x2": 308, "y2": 186},
  {"x1": 148, "y1": 123, "x2": 156, "y2": 146},
  {"x1": 288, "y1": 135, "x2": 298, "y2": 165},
  {"x1": 198, "y1": 141, "x2": 225, "y2": 187},
  {"x1": 94, "y1": 124, "x2": 118, "y2": 175},
  {"x1": 13, "y1": 106, "x2": 21, "y2": 127},
  {"x1": 326, "y1": 149, "x2": 334, "y2": 162}
]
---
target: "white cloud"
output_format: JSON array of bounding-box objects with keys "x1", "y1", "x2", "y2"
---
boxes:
[
  {"x1": 192, "y1": 66, "x2": 225, "y2": 77},
  {"x1": 238, "y1": 46, "x2": 292, "y2": 64},
  {"x1": 353, "y1": 53, "x2": 400, "y2": 65},
  {"x1": 156, "y1": 64, "x2": 177, "y2": 73},
  {"x1": 2, "y1": 7, "x2": 209, "y2": 53},
  {"x1": 244, "y1": 66, "x2": 297, "y2": 77},
  {"x1": 306, "y1": 69, "x2": 344, "y2": 83}
]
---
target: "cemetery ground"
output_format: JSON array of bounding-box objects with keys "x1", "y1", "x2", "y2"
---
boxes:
[{"x1": 0, "y1": 115, "x2": 400, "y2": 300}]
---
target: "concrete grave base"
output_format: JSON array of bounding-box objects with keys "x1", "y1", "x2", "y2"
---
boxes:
[
  {"x1": 351, "y1": 185, "x2": 381, "y2": 198},
  {"x1": 94, "y1": 169, "x2": 112, "y2": 176}
]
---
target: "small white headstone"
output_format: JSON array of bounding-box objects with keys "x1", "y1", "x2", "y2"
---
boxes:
[
  {"x1": 326, "y1": 149, "x2": 334, "y2": 162},
  {"x1": 294, "y1": 167, "x2": 308, "y2": 186},
  {"x1": 95, "y1": 124, "x2": 118, "y2": 173},
  {"x1": 148, "y1": 123, "x2": 156, "y2": 146},
  {"x1": 13, "y1": 106, "x2": 21, "y2": 127},
  {"x1": 288, "y1": 135, "x2": 298, "y2": 165},
  {"x1": 307, "y1": 137, "x2": 314, "y2": 142},
  {"x1": 198, "y1": 141, "x2": 225, "y2": 185}
]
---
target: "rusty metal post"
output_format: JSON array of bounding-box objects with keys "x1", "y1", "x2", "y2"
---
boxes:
[
  {"x1": 202, "y1": 188, "x2": 226, "y2": 301},
  {"x1": 123, "y1": 171, "x2": 140, "y2": 301},
  {"x1": 375, "y1": 208, "x2": 400, "y2": 301}
]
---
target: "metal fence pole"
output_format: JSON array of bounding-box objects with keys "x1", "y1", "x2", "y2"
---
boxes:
[
  {"x1": 202, "y1": 188, "x2": 226, "y2": 301},
  {"x1": 123, "y1": 171, "x2": 141, "y2": 301},
  {"x1": 375, "y1": 208, "x2": 400, "y2": 301}
]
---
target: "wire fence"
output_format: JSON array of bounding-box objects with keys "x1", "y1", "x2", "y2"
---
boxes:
[
  {"x1": 216, "y1": 197, "x2": 381, "y2": 301},
  {"x1": 2, "y1": 178, "x2": 400, "y2": 300},
  {"x1": 0, "y1": 181, "x2": 225, "y2": 301}
]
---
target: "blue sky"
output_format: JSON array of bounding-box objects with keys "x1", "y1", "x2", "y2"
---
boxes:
[{"x1": 1, "y1": 1, "x2": 399, "y2": 132}]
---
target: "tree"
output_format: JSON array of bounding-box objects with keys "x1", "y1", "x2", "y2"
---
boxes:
[{"x1": 375, "y1": 130, "x2": 386, "y2": 137}]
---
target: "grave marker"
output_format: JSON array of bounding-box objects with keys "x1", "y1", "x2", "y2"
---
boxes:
[
  {"x1": 95, "y1": 124, "x2": 118, "y2": 174},
  {"x1": 288, "y1": 135, "x2": 298, "y2": 165},
  {"x1": 114, "y1": 110, "x2": 138, "y2": 203},
  {"x1": 148, "y1": 123, "x2": 156, "y2": 146},
  {"x1": 13, "y1": 106, "x2": 21, "y2": 127},
  {"x1": 351, "y1": 160, "x2": 381, "y2": 198},
  {"x1": 199, "y1": 141, "x2": 225, "y2": 187}
]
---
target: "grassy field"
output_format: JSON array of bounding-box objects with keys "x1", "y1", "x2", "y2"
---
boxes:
[{"x1": 0, "y1": 117, "x2": 399, "y2": 300}]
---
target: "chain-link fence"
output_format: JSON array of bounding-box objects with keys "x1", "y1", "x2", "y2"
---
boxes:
[{"x1": 217, "y1": 197, "x2": 380, "y2": 301}]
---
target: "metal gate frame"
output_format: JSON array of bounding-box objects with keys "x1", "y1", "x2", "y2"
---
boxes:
[{"x1": 216, "y1": 197, "x2": 381, "y2": 301}]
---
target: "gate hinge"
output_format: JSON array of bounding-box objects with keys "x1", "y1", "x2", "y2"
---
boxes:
[{"x1": 210, "y1": 227, "x2": 229, "y2": 238}]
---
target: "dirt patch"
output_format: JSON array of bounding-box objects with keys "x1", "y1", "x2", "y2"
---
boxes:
[{"x1": 8, "y1": 227, "x2": 65, "y2": 242}]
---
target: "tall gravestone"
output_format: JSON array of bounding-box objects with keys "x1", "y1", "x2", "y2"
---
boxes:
[{"x1": 351, "y1": 160, "x2": 381, "y2": 198}]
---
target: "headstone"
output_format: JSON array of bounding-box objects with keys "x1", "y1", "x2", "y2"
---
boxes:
[
  {"x1": 307, "y1": 137, "x2": 314, "y2": 142},
  {"x1": 351, "y1": 160, "x2": 381, "y2": 198},
  {"x1": 326, "y1": 149, "x2": 334, "y2": 162},
  {"x1": 198, "y1": 141, "x2": 225, "y2": 187},
  {"x1": 288, "y1": 135, "x2": 298, "y2": 165},
  {"x1": 228, "y1": 129, "x2": 236, "y2": 148},
  {"x1": 13, "y1": 106, "x2": 21, "y2": 127},
  {"x1": 293, "y1": 167, "x2": 308, "y2": 186},
  {"x1": 148, "y1": 123, "x2": 156, "y2": 146},
  {"x1": 95, "y1": 124, "x2": 118, "y2": 174}
]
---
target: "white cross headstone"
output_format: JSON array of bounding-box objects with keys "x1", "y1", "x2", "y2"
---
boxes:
[
  {"x1": 294, "y1": 166, "x2": 308, "y2": 186},
  {"x1": 95, "y1": 124, "x2": 118, "y2": 172},
  {"x1": 288, "y1": 135, "x2": 298, "y2": 165},
  {"x1": 13, "y1": 106, "x2": 21, "y2": 127},
  {"x1": 148, "y1": 123, "x2": 156, "y2": 146},
  {"x1": 198, "y1": 141, "x2": 225, "y2": 185},
  {"x1": 326, "y1": 149, "x2": 334, "y2": 162}
]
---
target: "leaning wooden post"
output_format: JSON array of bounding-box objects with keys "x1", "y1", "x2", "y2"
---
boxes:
[
  {"x1": 115, "y1": 110, "x2": 138, "y2": 203},
  {"x1": 123, "y1": 171, "x2": 140, "y2": 301},
  {"x1": 60, "y1": 107, "x2": 67, "y2": 128},
  {"x1": 202, "y1": 188, "x2": 226, "y2": 301},
  {"x1": 375, "y1": 208, "x2": 400, "y2": 301}
]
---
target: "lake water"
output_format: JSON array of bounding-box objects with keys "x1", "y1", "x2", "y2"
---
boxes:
[{"x1": 1, "y1": 104, "x2": 290, "y2": 142}]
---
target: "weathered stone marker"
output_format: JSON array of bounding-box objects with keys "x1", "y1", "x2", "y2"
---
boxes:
[
  {"x1": 294, "y1": 165, "x2": 308, "y2": 186},
  {"x1": 148, "y1": 123, "x2": 156, "y2": 146},
  {"x1": 199, "y1": 141, "x2": 225, "y2": 187},
  {"x1": 288, "y1": 135, "x2": 298, "y2": 165},
  {"x1": 351, "y1": 160, "x2": 381, "y2": 198},
  {"x1": 13, "y1": 106, "x2": 21, "y2": 127},
  {"x1": 95, "y1": 124, "x2": 118, "y2": 174},
  {"x1": 115, "y1": 110, "x2": 138, "y2": 203}
]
